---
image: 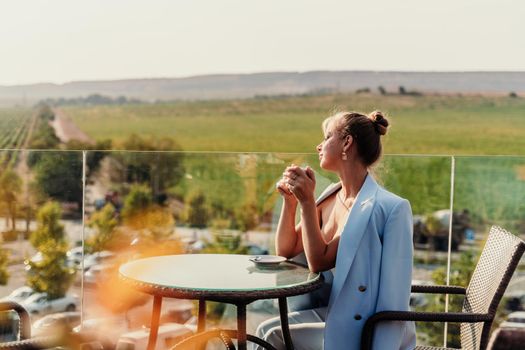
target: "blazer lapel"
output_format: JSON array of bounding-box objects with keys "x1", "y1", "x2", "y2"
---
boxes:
[{"x1": 328, "y1": 174, "x2": 379, "y2": 309}]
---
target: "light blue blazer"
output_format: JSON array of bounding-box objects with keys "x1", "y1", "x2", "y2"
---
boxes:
[{"x1": 321, "y1": 174, "x2": 416, "y2": 350}]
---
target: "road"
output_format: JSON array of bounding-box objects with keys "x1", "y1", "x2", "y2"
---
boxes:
[{"x1": 50, "y1": 108, "x2": 94, "y2": 144}]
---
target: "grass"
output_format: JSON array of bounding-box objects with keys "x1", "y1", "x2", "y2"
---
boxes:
[{"x1": 62, "y1": 93, "x2": 525, "y2": 155}]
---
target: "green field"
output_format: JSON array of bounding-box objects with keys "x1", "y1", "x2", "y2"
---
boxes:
[
  {"x1": 0, "y1": 108, "x2": 32, "y2": 167},
  {"x1": 63, "y1": 93, "x2": 525, "y2": 155},
  {"x1": 60, "y1": 93, "x2": 525, "y2": 233},
  {"x1": 1, "y1": 94, "x2": 523, "y2": 231}
]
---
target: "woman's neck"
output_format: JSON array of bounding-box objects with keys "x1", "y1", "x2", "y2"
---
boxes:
[{"x1": 338, "y1": 163, "x2": 368, "y2": 200}]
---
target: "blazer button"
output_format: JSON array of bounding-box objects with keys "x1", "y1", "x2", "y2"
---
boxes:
[
  {"x1": 358, "y1": 285, "x2": 367, "y2": 292},
  {"x1": 354, "y1": 314, "x2": 362, "y2": 321}
]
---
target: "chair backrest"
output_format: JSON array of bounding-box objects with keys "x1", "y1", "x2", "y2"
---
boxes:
[{"x1": 461, "y1": 226, "x2": 525, "y2": 350}]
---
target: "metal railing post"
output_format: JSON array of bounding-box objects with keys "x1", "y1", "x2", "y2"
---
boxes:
[
  {"x1": 80, "y1": 150, "x2": 86, "y2": 327},
  {"x1": 444, "y1": 156, "x2": 455, "y2": 347}
]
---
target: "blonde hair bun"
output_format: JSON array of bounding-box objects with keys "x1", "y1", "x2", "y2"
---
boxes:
[{"x1": 368, "y1": 111, "x2": 389, "y2": 136}]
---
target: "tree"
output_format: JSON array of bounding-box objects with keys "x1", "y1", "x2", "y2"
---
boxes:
[
  {"x1": 26, "y1": 239, "x2": 73, "y2": 299},
  {"x1": 35, "y1": 103, "x2": 55, "y2": 121},
  {"x1": 87, "y1": 203, "x2": 118, "y2": 252},
  {"x1": 27, "y1": 105, "x2": 60, "y2": 153},
  {"x1": 124, "y1": 207, "x2": 174, "y2": 242},
  {"x1": 114, "y1": 134, "x2": 185, "y2": 197},
  {"x1": 27, "y1": 202, "x2": 74, "y2": 298},
  {"x1": 65, "y1": 139, "x2": 112, "y2": 177},
  {"x1": 0, "y1": 169, "x2": 22, "y2": 231},
  {"x1": 121, "y1": 184, "x2": 175, "y2": 247},
  {"x1": 29, "y1": 201, "x2": 64, "y2": 248},
  {"x1": 0, "y1": 247, "x2": 9, "y2": 285},
  {"x1": 201, "y1": 231, "x2": 248, "y2": 255},
  {"x1": 355, "y1": 87, "x2": 371, "y2": 94},
  {"x1": 235, "y1": 201, "x2": 259, "y2": 232},
  {"x1": 34, "y1": 153, "x2": 83, "y2": 209},
  {"x1": 378, "y1": 86, "x2": 387, "y2": 95},
  {"x1": 122, "y1": 184, "x2": 153, "y2": 220},
  {"x1": 184, "y1": 191, "x2": 209, "y2": 228},
  {"x1": 21, "y1": 181, "x2": 45, "y2": 236}
]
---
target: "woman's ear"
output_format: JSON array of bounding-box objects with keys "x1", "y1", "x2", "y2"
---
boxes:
[{"x1": 343, "y1": 135, "x2": 353, "y2": 152}]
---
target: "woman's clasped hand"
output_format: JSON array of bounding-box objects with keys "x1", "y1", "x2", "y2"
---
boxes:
[{"x1": 276, "y1": 165, "x2": 316, "y2": 204}]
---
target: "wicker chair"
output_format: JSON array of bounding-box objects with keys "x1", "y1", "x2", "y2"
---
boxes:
[
  {"x1": 361, "y1": 225, "x2": 525, "y2": 350},
  {"x1": 173, "y1": 329, "x2": 277, "y2": 350},
  {"x1": 0, "y1": 301, "x2": 61, "y2": 350}
]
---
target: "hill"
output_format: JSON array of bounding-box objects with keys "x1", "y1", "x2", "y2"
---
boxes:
[{"x1": 2, "y1": 71, "x2": 525, "y2": 106}]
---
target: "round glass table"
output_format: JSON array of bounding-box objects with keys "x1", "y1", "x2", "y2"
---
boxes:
[{"x1": 119, "y1": 254, "x2": 323, "y2": 350}]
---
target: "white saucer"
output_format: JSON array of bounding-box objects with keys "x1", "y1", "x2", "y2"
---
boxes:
[{"x1": 249, "y1": 255, "x2": 287, "y2": 266}]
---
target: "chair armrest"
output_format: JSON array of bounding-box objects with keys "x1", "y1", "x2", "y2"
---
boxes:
[
  {"x1": 0, "y1": 301, "x2": 31, "y2": 340},
  {"x1": 366, "y1": 310, "x2": 491, "y2": 323},
  {"x1": 0, "y1": 302, "x2": 63, "y2": 350},
  {"x1": 0, "y1": 336, "x2": 59, "y2": 350},
  {"x1": 173, "y1": 329, "x2": 278, "y2": 350},
  {"x1": 360, "y1": 311, "x2": 491, "y2": 350},
  {"x1": 411, "y1": 284, "x2": 466, "y2": 295}
]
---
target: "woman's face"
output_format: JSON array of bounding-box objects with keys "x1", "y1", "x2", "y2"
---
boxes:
[{"x1": 317, "y1": 121, "x2": 344, "y2": 171}]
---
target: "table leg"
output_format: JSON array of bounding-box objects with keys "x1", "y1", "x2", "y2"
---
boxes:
[
  {"x1": 237, "y1": 303, "x2": 247, "y2": 350},
  {"x1": 279, "y1": 297, "x2": 294, "y2": 350},
  {"x1": 147, "y1": 295, "x2": 163, "y2": 350},
  {"x1": 198, "y1": 299, "x2": 206, "y2": 333}
]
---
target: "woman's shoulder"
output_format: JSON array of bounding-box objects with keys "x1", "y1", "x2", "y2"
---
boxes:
[
  {"x1": 315, "y1": 182, "x2": 342, "y2": 205},
  {"x1": 375, "y1": 186, "x2": 411, "y2": 212}
]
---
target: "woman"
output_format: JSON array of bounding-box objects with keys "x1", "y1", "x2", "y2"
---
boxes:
[{"x1": 256, "y1": 111, "x2": 416, "y2": 350}]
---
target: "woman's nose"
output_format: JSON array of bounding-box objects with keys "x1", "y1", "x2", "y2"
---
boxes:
[{"x1": 316, "y1": 143, "x2": 322, "y2": 152}]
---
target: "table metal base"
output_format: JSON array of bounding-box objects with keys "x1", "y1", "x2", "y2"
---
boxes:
[
  {"x1": 147, "y1": 295, "x2": 163, "y2": 350},
  {"x1": 278, "y1": 297, "x2": 294, "y2": 350},
  {"x1": 147, "y1": 296, "x2": 295, "y2": 350},
  {"x1": 198, "y1": 299, "x2": 206, "y2": 332}
]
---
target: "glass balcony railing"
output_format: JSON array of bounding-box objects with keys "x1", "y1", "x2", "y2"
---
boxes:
[{"x1": 0, "y1": 149, "x2": 523, "y2": 348}]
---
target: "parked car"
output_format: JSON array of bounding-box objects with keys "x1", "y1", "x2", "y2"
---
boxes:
[
  {"x1": 409, "y1": 279, "x2": 430, "y2": 309},
  {"x1": 186, "y1": 240, "x2": 206, "y2": 253},
  {"x1": 244, "y1": 243, "x2": 269, "y2": 256},
  {"x1": 32, "y1": 311, "x2": 81, "y2": 337},
  {"x1": 20, "y1": 293, "x2": 79, "y2": 316},
  {"x1": 505, "y1": 292, "x2": 525, "y2": 312},
  {"x1": 67, "y1": 247, "x2": 84, "y2": 268},
  {"x1": 501, "y1": 311, "x2": 525, "y2": 329},
  {"x1": 186, "y1": 240, "x2": 269, "y2": 255},
  {"x1": 83, "y1": 251, "x2": 116, "y2": 271},
  {"x1": 488, "y1": 326, "x2": 525, "y2": 350},
  {"x1": 0, "y1": 286, "x2": 36, "y2": 303},
  {"x1": 413, "y1": 209, "x2": 471, "y2": 251},
  {"x1": 115, "y1": 323, "x2": 194, "y2": 350},
  {"x1": 83, "y1": 264, "x2": 114, "y2": 285},
  {"x1": 72, "y1": 316, "x2": 128, "y2": 349},
  {"x1": 159, "y1": 301, "x2": 194, "y2": 324},
  {"x1": 409, "y1": 294, "x2": 428, "y2": 308}
]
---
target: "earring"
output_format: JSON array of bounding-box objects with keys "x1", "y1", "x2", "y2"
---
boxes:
[{"x1": 341, "y1": 152, "x2": 347, "y2": 160}]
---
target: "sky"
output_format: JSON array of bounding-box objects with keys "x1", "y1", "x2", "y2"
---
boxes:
[{"x1": 1, "y1": 0, "x2": 524, "y2": 85}]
